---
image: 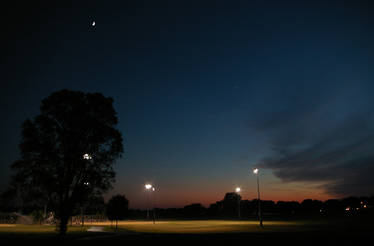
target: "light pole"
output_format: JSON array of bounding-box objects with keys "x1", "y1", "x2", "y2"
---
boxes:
[
  {"x1": 43, "y1": 197, "x2": 49, "y2": 223},
  {"x1": 82, "y1": 153, "x2": 92, "y2": 227},
  {"x1": 145, "y1": 184, "x2": 152, "y2": 220},
  {"x1": 81, "y1": 182, "x2": 90, "y2": 227},
  {"x1": 235, "y1": 187, "x2": 241, "y2": 219},
  {"x1": 253, "y1": 168, "x2": 263, "y2": 227},
  {"x1": 151, "y1": 187, "x2": 156, "y2": 224}
]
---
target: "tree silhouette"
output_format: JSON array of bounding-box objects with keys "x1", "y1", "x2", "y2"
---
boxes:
[
  {"x1": 183, "y1": 203, "x2": 206, "y2": 218},
  {"x1": 222, "y1": 192, "x2": 241, "y2": 218},
  {"x1": 106, "y1": 194, "x2": 129, "y2": 229},
  {"x1": 9, "y1": 90, "x2": 123, "y2": 235}
]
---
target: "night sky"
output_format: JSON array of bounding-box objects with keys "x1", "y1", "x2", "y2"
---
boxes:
[{"x1": 1, "y1": 0, "x2": 374, "y2": 208}]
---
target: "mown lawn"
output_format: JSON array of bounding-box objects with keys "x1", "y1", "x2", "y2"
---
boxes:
[
  {"x1": 0, "y1": 224, "x2": 90, "y2": 234},
  {"x1": 0, "y1": 219, "x2": 372, "y2": 245},
  {"x1": 0, "y1": 217, "x2": 372, "y2": 236},
  {"x1": 0, "y1": 219, "x2": 350, "y2": 235},
  {"x1": 108, "y1": 220, "x2": 310, "y2": 234}
]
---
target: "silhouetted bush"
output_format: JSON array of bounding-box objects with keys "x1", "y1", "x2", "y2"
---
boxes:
[{"x1": 106, "y1": 194, "x2": 129, "y2": 229}]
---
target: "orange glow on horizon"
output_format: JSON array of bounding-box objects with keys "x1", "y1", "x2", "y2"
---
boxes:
[
  {"x1": 111, "y1": 173, "x2": 336, "y2": 209},
  {"x1": 125, "y1": 186, "x2": 335, "y2": 209}
]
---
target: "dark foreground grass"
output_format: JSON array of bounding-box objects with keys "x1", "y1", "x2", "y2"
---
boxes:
[{"x1": 0, "y1": 217, "x2": 373, "y2": 246}]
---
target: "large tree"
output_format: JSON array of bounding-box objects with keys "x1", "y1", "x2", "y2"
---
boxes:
[{"x1": 10, "y1": 90, "x2": 123, "y2": 235}]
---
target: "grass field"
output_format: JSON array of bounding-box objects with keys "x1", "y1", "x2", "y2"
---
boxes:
[
  {"x1": 0, "y1": 224, "x2": 91, "y2": 234},
  {"x1": 0, "y1": 218, "x2": 366, "y2": 234},
  {"x1": 0, "y1": 219, "x2": 372, "y2": 245},
  {"x1": 103, "y1": 220, "x2": 314, "y2": 233},
  {"x1": 0, "y1": 219, "x2": 326, "y2": 236}
]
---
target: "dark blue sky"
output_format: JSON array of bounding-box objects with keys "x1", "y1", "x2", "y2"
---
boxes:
[{"x1": 1, "y1": 0, "x2": 374, "y2": 208}]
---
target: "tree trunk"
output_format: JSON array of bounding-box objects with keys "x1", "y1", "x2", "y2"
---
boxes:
[
  {"x1": 58, "y1": 202, "x2": 71, "y2": 236},
  {"x1": 59, "y1": 214, "x2": 69, "y2": 236}
]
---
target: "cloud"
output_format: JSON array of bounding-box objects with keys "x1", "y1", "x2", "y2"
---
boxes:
[{"x1": 252, "y1": 107, "x2": 374, "y2": 197}]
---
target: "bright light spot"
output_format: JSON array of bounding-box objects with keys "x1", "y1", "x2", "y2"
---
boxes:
[
  {"x1": 345, "y1": 207, "x2": 350, "y2": 211},
  {"x1": 253, "y1": 168, "x2": 259, "y2": 174},
  {"x1": 235, "y1": 187, "x2": 241, "y2": 193},
  {"x1": 92, "y1": 21, "x2": 96, "y2": 26},
  {"x1": 363, "y1": 205, "x2": 367, "y2": 208},
  {"x1": 83, "y1": 153, "x2": 92, "y2": 160},
  {"x1": 84, "y1": 182, "x2": 89, "y2": 185},
  {"x1": 145, "y1": 184, "x2": 153, "y2": 190},
  {"x1": 152, "y1": 187, "x2": 155, "y2": 191}
]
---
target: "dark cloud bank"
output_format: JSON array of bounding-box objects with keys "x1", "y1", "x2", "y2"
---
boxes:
[{"x1": 252, "y1": 104, "x2": 374, "y2": 197}]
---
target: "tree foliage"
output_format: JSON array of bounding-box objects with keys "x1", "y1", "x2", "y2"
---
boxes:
[
  {"x1": 222, "y1": 192, "x2": 241, "y2": 217},
  {"x1": 9, "y1": 90, "x2": 123, "y2": 235}
]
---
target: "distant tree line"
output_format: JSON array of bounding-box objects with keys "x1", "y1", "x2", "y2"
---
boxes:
[
  {"x1": 1, "y1": 191, "x2": 373, "y2": 222},
  {"x1": 127, "y1": 193, "x2": 374, "y2": 220}
]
